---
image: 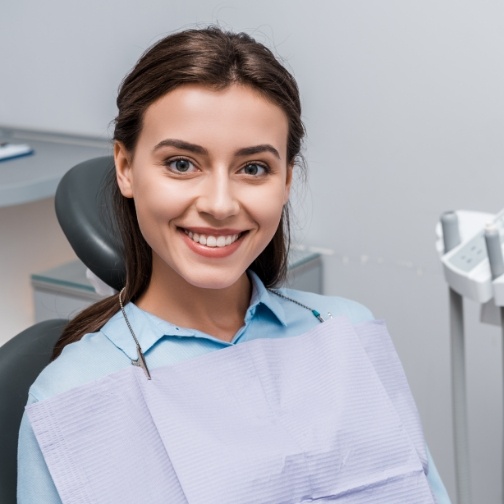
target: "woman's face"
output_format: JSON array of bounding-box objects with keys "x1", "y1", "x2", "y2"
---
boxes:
[{"x1": 115, "y1": 83, "x2": 292, "y2": 291}]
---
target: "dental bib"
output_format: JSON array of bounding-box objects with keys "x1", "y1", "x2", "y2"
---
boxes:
[{"x1": 27, "y1": 317, "x2": 435, "y2": 504}]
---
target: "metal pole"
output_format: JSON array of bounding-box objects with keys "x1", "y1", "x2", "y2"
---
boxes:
[
  {"x1": 441, "y1": 211, "x2": 471, "y2": 503},
  {"x1": 485, "y1": 225, "x2": 504, "y2": 504},
  {"x1": 449, "y1": 287, "x2": 471, "y2": 504},
  {"x1": 501, "y1": 306, "x2": 504, "y2": 504}
]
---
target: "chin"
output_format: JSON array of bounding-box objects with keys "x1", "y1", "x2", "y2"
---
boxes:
[{"x1": 180, "y1": 269, "x2": 247, "y2": 291}]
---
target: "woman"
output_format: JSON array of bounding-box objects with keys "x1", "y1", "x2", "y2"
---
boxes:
[{"x1": 18, "y1": 27, "x2": 450, "y2": 503}]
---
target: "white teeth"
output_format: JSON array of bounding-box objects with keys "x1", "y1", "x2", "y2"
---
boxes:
[{"x1": 185, "y1": 230, "x2": 240, "y2": 248}]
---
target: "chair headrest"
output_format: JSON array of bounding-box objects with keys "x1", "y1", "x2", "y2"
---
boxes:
[{"x1": 55, "y1": 156, "x2": 125, "y2": 291}]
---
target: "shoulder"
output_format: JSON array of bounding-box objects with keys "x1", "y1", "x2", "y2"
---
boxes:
[
  {"x1": 278, "y1": 288, "x2": 374, "y2": 325},
  {"x1": 28, "y1": 327, "x2": 130, "y2": 403}
]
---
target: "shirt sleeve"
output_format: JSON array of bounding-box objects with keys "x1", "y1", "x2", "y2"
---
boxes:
[
  {"x1": 426, "y1": 445, "x2": 452, "y2": 503},
  {"x1": 17, "y1": 396, "x2": 62, "y2": 504}
]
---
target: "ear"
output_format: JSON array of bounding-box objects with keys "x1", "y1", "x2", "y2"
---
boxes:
[
  {"x1": 283, "y1": 163, "x2": 294, "y2": 204},
  {"x1": 114, "y1": 141, "x2": 134, "y2": 198}
]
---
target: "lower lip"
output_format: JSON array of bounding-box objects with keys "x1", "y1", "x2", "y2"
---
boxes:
[{"x1": 180, "y1": 230, "x2": 245, "y2": 258}]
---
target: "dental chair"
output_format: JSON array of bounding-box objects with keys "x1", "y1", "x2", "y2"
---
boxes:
[
  {"x1": 0, "y1": 319, "x2": 67, "y2": 503},
  {"x1": 0, "y1": 155, "x2": 322, "y2": 502},
  {"x1": 0, "y1": 156, "x2": 122, "y2": 504}
]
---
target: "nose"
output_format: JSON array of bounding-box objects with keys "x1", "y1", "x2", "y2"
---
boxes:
[{"x1": 195, "y1": 170, "x2": 240, "y2": 220}]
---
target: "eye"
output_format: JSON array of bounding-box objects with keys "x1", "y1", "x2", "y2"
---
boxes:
[
  {"x1": 240, "y1": 163, "x2": 269, "y2": 176},
  {"x1": 166, "y1": 157, "x2": 197, "y2": 173}
]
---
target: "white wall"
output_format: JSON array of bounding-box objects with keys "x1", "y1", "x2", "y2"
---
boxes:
[
  {"x1": 0, "y1": 199, "x2": 76, "y2": 343},
  {"x1": 3, "y1": 0, "x2": 504, "y2": 501}
]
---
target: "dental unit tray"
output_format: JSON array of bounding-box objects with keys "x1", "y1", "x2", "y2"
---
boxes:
[{"x1": 438, "y1": 208, "x2": 504, "y2": 304}]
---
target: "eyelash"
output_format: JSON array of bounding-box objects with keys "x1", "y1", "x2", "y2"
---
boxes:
[{"x1": 162, "y1": 157, "x2": 271, "y2": 177}]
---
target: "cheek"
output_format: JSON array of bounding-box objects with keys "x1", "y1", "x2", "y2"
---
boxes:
[
  {"x1": 132, "y1": 183, "x2": 188, "y2": 235},
  {"x1": 243, "y1": 187, "x2": 286, "y2": 233}
]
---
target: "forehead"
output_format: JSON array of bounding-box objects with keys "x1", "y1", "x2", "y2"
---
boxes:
[{"x1": 138, "y1": 84, "x2": 289, "y2": 159}]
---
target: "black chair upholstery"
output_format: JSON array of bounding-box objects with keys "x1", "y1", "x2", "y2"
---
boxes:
[
  {"x1": 2, "y1": 157, "x2": 126, "y2": 501},
  {"x1": 55, "y1": 156, "x2": 125, "y2": 291},
  {"x1": 0, "y1": 319, "x2": 67, "y2": 504}
]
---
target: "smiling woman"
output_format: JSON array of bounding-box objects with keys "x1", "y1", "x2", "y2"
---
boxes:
[
  {"x1": 114, "y1": 84, "x2": 292, "y2": 333},
  {"x1": 17, "y1": 27, "x2": 451, "y2": 504}
]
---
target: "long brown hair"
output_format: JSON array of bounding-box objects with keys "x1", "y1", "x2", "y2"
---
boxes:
[{"x1": 53, "y1": 27, "x2": 305, "y2": 359}]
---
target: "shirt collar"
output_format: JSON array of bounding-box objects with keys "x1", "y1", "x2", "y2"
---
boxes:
[
  {"x1": 245, "y1": 270, "x2": 287, "y2": 326},
  {"x1": 100, "y1": 271, "x2": 287, "y2": 361}
]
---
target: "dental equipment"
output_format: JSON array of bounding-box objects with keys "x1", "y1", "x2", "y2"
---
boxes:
[{"x1": 438, "y1": 208, "x2": 504, "y2": 504}]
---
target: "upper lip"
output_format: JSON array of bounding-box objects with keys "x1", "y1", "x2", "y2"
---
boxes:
[{"x1": 180, "y1": 226, "x2": 246, "y2": 236}]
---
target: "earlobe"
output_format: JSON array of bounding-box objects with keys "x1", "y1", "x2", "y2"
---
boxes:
[{"x1": 114, "y1": 142, "x2": 134, "y2": 198}]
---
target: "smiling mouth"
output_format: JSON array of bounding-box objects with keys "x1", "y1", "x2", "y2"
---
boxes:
[{"x1": 183, "y1": 230, "x2": 243, "y2": 248}]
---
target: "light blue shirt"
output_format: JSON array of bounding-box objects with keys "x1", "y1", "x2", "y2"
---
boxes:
[{"x1": 18, "y1": 272, "x2": 451, "y2": 503}]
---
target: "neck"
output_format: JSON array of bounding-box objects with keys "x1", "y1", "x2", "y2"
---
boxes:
[{"x1": 136, "y1": 261, "x2": 252, "y2": 343}]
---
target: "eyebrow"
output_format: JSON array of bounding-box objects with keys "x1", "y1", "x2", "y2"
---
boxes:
[
  {"x1": 153, "y1": 139, "x2": 281, "y2": 159},
  {"x1": 153, "y1": 139, "x2": 208, "y2": 155},
  {"x1": 235, "y1": 144, "x2": 280, "y2": 159}
]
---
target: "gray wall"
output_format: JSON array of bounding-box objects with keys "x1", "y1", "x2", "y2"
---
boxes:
[{"x1": 3, "y1": 1, "x2": 504, "y2": 501}]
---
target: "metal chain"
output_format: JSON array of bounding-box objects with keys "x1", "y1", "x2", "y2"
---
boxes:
[
  {"x1": 269, "y1": 289, "x2": 325, "y2": 323},
  {"x1": 119, "y1": 288, "x2": 151, "y2": 380},
  {"x1": 119, "y1": 288, "x2": 142, "y2": 348}
]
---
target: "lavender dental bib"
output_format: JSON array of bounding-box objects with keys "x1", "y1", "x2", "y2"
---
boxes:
[{"x1": 27, "y1": 317, "x2": 435, "y2": 503}]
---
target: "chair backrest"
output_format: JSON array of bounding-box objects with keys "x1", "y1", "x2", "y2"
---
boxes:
[
  {"x1": 55, "y1": 156, "x2": 125, "y2": 291},
  {"x1": 0, "y1": 319, "x2": 67, "y2": 504}
]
